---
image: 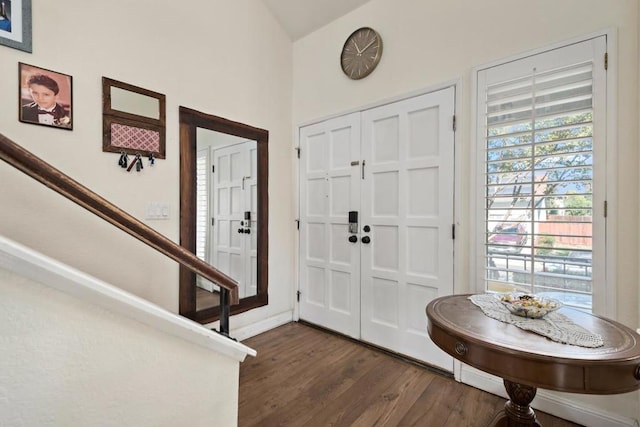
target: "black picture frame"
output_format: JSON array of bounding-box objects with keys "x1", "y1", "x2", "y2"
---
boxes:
[
  {"x1": 0, "y1": 0, "x2": 32, "y2": 53},
  {"x1": 19, "y1": 62, "x2": 73, "y2": 130}
]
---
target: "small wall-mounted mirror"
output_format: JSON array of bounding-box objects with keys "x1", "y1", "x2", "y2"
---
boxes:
[
  {"x1": 102, "y1": 77, "x2": 166, "y2": 159},
  {"x1": 110, "y1": 86, "x2": 160, "y2": 120}
]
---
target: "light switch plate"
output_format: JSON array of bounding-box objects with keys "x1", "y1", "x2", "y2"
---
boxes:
[{"x1": 145, "y1": 202, "x2": 170, "y2": 220}]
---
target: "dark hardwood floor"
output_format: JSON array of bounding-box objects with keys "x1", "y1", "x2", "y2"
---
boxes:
[
  {"x1": 238, "y1": 322, "x2": 583, "y2": 427},
  {"x1": 196, "y1": 286, "x2": 219, "y2": 311}
]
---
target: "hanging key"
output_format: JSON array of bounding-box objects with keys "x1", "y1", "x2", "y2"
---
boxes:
[
  {"x1": 135, "y1": 154, "x2": 142, "y2": 172},
  {"x1": 118, "y1": 151, "x2": 128, "y2": 168},
  {"x1": 126, "y1": 155, "x2": 137, "y2": 172}
]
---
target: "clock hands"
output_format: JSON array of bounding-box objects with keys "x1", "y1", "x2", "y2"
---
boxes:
[
  {"x1": 360, "y1": 38, "x2": 377, "y2": 53},
  {"x1": 351, "y1": 38, "x2": 377, "y2": 58},
  {"x1": 351, "y1": 39, "x2": 362, "y2": 54}
]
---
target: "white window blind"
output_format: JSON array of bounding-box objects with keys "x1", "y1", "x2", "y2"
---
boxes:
[
  {"x1": 477, "y1": 37, "x2": 607, "y2": 311},
  {"x1": 196, "y1": 148, "x2": 210, "y2": 263}
]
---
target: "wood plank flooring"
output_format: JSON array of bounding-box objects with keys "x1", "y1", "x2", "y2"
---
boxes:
[
  {"x1": 196, "y1": 286, "x2": 219, "y2": 311},
  {"x1": 238, "y1": 322, "x2": 583, "y2": 427}
]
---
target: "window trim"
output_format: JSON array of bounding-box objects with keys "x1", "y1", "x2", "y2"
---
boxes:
[
  {"x1": 195, "y1": 146, "x2": 212, "y2": 290},
  {"x1": 470, "y1": 29, "x2": 617, "y2": 317}
]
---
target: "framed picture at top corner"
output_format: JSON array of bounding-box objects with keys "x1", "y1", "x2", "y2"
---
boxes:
[
  {"x1": 19, "y1": 62, "x2": 73, "y2": 130},
  {"x1": 0, "y1": 0, "x2": 32, "y2": 53}
]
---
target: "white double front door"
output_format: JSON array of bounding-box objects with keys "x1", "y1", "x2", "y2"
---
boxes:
[{"x1": 298, "y1": 87, "x2": 455, "y2": 371}]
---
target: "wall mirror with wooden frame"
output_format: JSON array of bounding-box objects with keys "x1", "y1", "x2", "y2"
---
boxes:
[
  {"x1": 102, "y1": 77, "x2": 166, "y2": 159},
  {"x1": 179, "y1": 106, "x2": 269, "y2": 324}
]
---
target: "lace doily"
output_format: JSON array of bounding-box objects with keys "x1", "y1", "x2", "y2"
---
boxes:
[{"x1": 468, "y1": 294, "x2": 604, "y2": 348}]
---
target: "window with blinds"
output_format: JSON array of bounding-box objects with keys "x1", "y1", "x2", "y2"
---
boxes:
[
  {"x1": 196, "y1": 148, "x2": 210, "y2": 263},
  {"x1": 477, "y1": 37, "x2": 607, "y2": 311}
]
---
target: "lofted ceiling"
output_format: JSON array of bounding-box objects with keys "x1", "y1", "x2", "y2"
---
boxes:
[{"x1": 261, "y1": 0, "x2": 372, "y2": 41}]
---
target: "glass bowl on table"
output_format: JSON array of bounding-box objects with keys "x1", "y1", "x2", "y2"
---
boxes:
[{"x1": 498, "y1": 293, "x2": 562, "y2": 319}]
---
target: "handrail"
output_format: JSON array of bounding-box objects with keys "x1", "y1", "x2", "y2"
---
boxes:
[{"x1": 0, "y1": 133, "x2": 239, "y2": 305}]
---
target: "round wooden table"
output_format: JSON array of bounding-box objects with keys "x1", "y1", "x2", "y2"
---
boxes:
[{"x1": 426, "y1": 294, "x2": 640, "y2": 426}]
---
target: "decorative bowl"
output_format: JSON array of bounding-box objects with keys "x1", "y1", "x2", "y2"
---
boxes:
[{"x1": 498, "y1": 293, "x2": 562, "y2": 319}]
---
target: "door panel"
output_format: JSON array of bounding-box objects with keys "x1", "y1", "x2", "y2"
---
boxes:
[
  {"x1": 299, "y1": 112, "x2": 361, "y2": 338},
  {"x1": 298, "y1": 88, "x2": 455, "y2": 371},
  {"x1": 245, "y1": 142, "x2": 258, "y2": 296},
  {"x1": 213, "y1": 146, "x2": 244, "y2": 291},
  {"x1": 212, "y1": 141, "x2": 256, "y2": 298},
  {"x1": 360, "y1": 88, "x2": 455, "y2": 371}
]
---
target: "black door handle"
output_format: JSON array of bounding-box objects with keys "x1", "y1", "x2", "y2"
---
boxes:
[
  {"x1": 361, "y1": 236, "x2": 371, "y2": 244},
  {"x1": 238, "y1": 228, "x2": 244, "y2": 234},
  {"x1": 244, "y1": 228, "x2": 251, "y2": 234},
  {"x1": 348, "y1": 235, "x2": 358, "y2": 243}
]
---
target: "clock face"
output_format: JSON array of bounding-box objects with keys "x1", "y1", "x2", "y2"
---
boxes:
[{"x1": 340, "y1": 27, "x2": 383, "y2": 80}]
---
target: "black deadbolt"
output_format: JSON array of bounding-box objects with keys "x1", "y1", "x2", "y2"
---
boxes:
[{"x1": 363, "y1": 225, "x2": 371, "y2": 232}]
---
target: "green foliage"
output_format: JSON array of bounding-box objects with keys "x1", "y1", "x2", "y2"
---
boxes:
[
  {"x1": 536, "y1": 236, "x2": 555, "y2": 255},
  {"x1": 564, "y1": 193, "x2": 591, "y2": 216},
  {"x1": 486, "y1": 111, "x2": 594, "y2": 205}
]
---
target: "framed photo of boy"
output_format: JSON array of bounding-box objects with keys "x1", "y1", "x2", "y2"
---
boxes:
[
  {"x1": 19, "y1": 62, "x2": 73, "y2": 130},
  {"x1": 0, "y1": 0, "x2": 32, "y2": 53}
]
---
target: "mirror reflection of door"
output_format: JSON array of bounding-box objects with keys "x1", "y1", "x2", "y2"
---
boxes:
[
  {"x1": 211, "y1": 140, "x2": 258, "y2": 298},
  {"x1": 195, "y1": 128, "x2": 258, "y2": 310}
]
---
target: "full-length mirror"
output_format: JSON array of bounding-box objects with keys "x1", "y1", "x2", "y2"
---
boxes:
[{"x1": 179, "y1": 107, "x2": 268, "y2": 324}]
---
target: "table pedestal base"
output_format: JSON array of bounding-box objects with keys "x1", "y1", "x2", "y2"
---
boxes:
[{"x1": 488, "y1": 380, "x2": 541, "y2": 427}]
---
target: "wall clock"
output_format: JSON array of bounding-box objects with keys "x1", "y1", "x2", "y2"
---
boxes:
[{"x1": 340, "y1": 27, "x2": 383, "y2": 80}]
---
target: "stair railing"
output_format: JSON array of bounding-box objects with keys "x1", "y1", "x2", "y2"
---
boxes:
[{"x1": 0, "y1": 133, "x2": 238, "y2": 334}]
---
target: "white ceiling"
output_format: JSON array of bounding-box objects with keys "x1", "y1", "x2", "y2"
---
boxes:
[{"x1": 262, "y1": 0, "x2": 372, "y2": 41}]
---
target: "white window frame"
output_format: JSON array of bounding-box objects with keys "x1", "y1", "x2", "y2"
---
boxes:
[
  {"x1": 196, "y1": 146, "x2": 211, "y2": 264},
  {"x1": 195, "y1": 146, "x2": 214, "y2": 291},
  {"x1": 470, "y1": 30, "x2": 617, "y2": 317}
]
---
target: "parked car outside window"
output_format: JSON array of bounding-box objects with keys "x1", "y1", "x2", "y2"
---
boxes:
[{"x1": 487, "y1": 223, "x2": 527, "y2": 254}]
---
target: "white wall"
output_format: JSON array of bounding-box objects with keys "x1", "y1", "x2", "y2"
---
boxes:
[
  {"x1": 0, "y1": 0, "x2": 295, "y2": 330},
  {"x1": 292, "y1": 0, "x2": 639, "y2": 422},
  {"x1": 0, "y1": 266, "x2": 240, "y2": 426}
]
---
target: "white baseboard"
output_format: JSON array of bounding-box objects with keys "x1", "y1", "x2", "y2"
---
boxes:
[
  {"x1": 459, "y1": 364, "x2": 639, "y2": 427},
  {"x1": 230, "y1": 311, "x2": 294, "y2": 342}
]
